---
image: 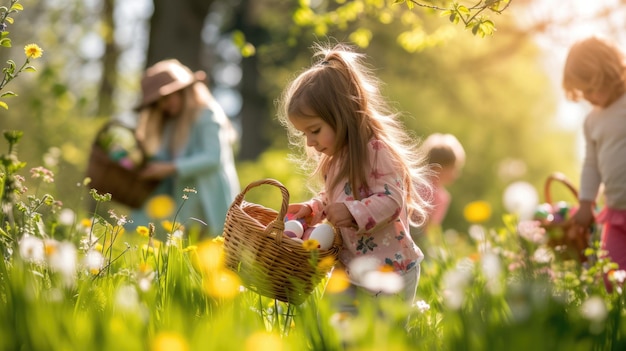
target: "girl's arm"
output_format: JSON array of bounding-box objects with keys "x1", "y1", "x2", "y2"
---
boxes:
[{"x1": 340, "y1": 141, "x2": 405, "y2": 234}]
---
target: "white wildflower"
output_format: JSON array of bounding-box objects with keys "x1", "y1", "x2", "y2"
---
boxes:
[
  {"x1": 413, "y1": 300, "x2": 431, "y2": 313},
  {"x1": 84, "y1": 250, "x2": 105, "y2": 275},
  {"x1": 58, "y1": 208, "x2": 76, "y2": 226},
  {"x1": 533, "y1": 246, "x2": 554, "y2": 264},
  {"x1": 19, "y1": 235, "x2": 45, "y2": 264},
  {"x1": 47, "y1": 241, "x2": 77, "y2": 286}
]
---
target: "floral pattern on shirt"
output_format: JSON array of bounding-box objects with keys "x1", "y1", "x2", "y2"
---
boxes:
[{"x1": 306, "y1": 139, "x2": 424, "y2": 279}]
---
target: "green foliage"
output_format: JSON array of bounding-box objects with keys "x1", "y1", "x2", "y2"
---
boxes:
[{"x1": 290, "y1": 0, "x2": 511, "y2": 54}]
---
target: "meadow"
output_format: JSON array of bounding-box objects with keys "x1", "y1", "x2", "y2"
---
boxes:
[
  {"x1": 1, "y1": 1, "x2": 625, "y2": 350},
  {"x1": 1, "y1": 124, "x2": 625, "y2": 351}
]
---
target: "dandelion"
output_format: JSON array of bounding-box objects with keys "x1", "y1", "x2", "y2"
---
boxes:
[
  {"x1": 24, "y1": 43, "x2": 43, "y2": 59},
  {"x1": 361, "y1": 266, "x2": 404, "y2": 294},
  {"x1": 84, "y1": 250, "x2": 105, "y2": 275},
  {"x1": 302, "y1": 239, "x2": 320, "y2": 251},
  {"x1": 202, "y1": 269, "x2": 241, "y2": 299},
  {"x1": 47, "y1": 241, "x2": 77, "y2": 286},
  {"x1": 151, "y1": 332, "x2": 188, "y2": 351},
  {"x1": 317, "y1": 256, "x2": 336, "y2": 271},
  {"x1": 161, "y1": 220, "x2": 183, "y2": 233},
  {"x1": 533, "y1": 246, "x2": 554, "y2": 264},
  {"x1": 609, "y1": 269, "x2": 626, "y2": 284},
  {"x1": 348, "y1": 256, "x2": 381, "y2": 282},
  {"x1": 481, "y1": 252, "x2": 503, "y2": 295},
  {"x1": 581, "y1": 295, "x2": 608, "y2": 325},
  {"x1": 80, "y1": 218, "x2": 93, "y2": 228},
  {"x1": 115, "y1": 285, "x2": 140, "y2": 311},
  {"x1": 146, "y1": 195, "x2": 175, "y2": 219},
  {"x1": 245, "y1": 332, "x2": 283, "y2": 351},
  {"x1": 58, "y1": 208, "x2": 75, "y2": 226},
  {"x1": 19, "y1": 235, "x2": 45, "y2": 264},
  {"x1": 193, "y1": 240, "x2": 224, "y2": 273},
  {"x1": 136, "y1": 226, "x2": 150, "y2": 237},
  {"x1": 463, "y1": 200, "x2": 492, "y2": 223},
  {"x1": 138, "y1": 263, "x2": 156, "y2": 292},
  {"x1": 325, "y1": 268, "x2": 351, "y2": 293},
  {"x1": 442, "y1": 267, "x2": 473, "y2": 310}
]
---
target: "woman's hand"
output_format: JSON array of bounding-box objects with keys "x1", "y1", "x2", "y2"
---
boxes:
[
  {"x1": 139, "y1": 161, "x2": 176, "y2": 180},
  {"x1": 324, "y1": 203, "x2": 357, "y2": 229}
]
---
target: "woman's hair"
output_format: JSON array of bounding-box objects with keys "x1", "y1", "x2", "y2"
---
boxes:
[
  {"x1": 563, "y1": 36, "x2": 626, "y2": 104},
  {"x1": 278, "y1": 43, "x2": 432, "y2": 225},
  {"x1": 136, "y1": 81, "x2": 237, "y2": 157}
]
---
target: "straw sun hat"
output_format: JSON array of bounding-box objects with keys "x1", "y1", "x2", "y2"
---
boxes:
[{"x1": 135, "y1": 59, "x2": 207, "y2": 110}]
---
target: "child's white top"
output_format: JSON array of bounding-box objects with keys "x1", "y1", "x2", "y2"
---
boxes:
[{"x1": 581, "y1": 92, "x2": 626, "y2": 209}]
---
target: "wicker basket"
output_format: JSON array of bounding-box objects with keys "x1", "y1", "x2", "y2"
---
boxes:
[
  {"x1": 86, "y1": 122, "x2": 159, "y2": 209},
  {"x1": 536, "y1": 172, "x2": 592, "y2": 262},
  {"x1": 222, "y1": 178, "x2": 343, "y2": 305}
]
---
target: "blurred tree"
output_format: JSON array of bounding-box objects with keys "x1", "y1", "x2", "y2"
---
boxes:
[{"x1": 146, "y1": 0, "x2": 213, "y2": 70}]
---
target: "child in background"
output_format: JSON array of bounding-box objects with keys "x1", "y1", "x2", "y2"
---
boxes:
[
  {"x1": 562, "y1": 36, "x2": 626, "y2": 283},
  {"x1": 278, "y1": 43, "x2": 433, "y2": 309},
  {"x1": 420, "y1": 133, "x2": 466, "y2": 229}
]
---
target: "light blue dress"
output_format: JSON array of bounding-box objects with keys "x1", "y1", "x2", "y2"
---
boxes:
[{"x1": 128, "y1": 108, "x2": 240, "y2": 239}]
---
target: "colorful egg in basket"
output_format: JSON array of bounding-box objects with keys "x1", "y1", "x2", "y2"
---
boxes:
[{"x1": 532, "y1": 172, "x2": 592, "y2": 263}]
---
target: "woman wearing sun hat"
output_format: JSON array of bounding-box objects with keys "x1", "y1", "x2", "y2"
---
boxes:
[{"x1": 129, "y1": 59, "x2": 240, "y2": 239}]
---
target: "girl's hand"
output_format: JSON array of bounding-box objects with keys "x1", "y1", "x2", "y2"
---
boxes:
[
  {"x1": 287, "y1": 203, "x2": 313, "y2": 220},
  {"x1": 324, "y1": 203, "x2": 357, "y2": 229},
  {"x1": 570, "y1": 200, "x2": 595, "y2": 229}
]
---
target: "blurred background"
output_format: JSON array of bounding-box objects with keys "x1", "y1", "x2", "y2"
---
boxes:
[{"x1": 2, "y1": 0, "x2": 625, "y2": 236}]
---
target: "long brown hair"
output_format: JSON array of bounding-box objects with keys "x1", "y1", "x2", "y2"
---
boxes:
[
  {"x1": 136, "y1": 82, "x2": 236, "y2": 157},
  {"x1": 278, "y1": 43, "x2": 432, "y2": 226}
]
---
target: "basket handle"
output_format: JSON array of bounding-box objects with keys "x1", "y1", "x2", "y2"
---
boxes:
[
  {"x1": 544, "y1": 172, "x2": 578, "y2": 205},
  {"x1": 234, "y1": 178, "x2": 290, "y2": 245}
]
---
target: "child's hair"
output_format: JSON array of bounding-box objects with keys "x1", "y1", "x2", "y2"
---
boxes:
[
  {"x1": 277, "y1": 43, "x2": 432, "y2": 226},
  {"x1": 421, "y1": 133, "x2": 465, "y2": 171},
  {"x1": 563, "y1": 36, "x2": 626, "y2": 103}
]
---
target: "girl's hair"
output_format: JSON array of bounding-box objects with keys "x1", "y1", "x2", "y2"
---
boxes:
[
  {"x1": 278, "y1": 43, "x2": 432, "y2": 226},
  {"x1": 422, "y1": 133, "x2": 466, "y2": 170},
  {"x1": 136, "y1": 81, "x2": 237, "y2": 157},
  {"x1": 563, "y1": 36, "x2": 626, "y2": 104}
]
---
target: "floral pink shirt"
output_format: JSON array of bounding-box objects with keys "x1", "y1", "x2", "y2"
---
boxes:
[{"x1": 306, "y1": 139, "x2": 424, "y2": 280}]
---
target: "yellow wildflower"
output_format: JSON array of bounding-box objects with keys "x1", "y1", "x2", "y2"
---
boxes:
[
  {"x1": 193, "y1": 241, "x2": 224, "y2": 273},
  {"x1": 161, "y1": 220, "x2": 183, "y2": 233},
  {"x1": 146, "y1": 195, "x2": 175, "y2": 219},
  {"x1": 24, "y1": 44, "x2": 43, "y2": 59},
  {"x1": 80, "y1": 218, "x2": 92, "y2": 228},
  {"x1": 463, "y1": 201, "x2": 492, "y2": 223},
  {"x1": 151, "y1": 332, "x2": 188, "y2": 351},
  {"x1": 245, "y1": 332, "x2": 283, "y2": 351},
  {"x1": 136, "y1": 225, "x2": 150, "y2": 237},
  {"x1": 202, "y1": 269, "x2": 241, "y2": 299},
  {"x1": 317, "y1": 256, "x2": 336, "y2": 271},
  {"x1": 325, "y1": 268, "x2": 351, "y2": 293},
  {"x1": 302, "y1": 239, "x2": 320, "y2": 251}
]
